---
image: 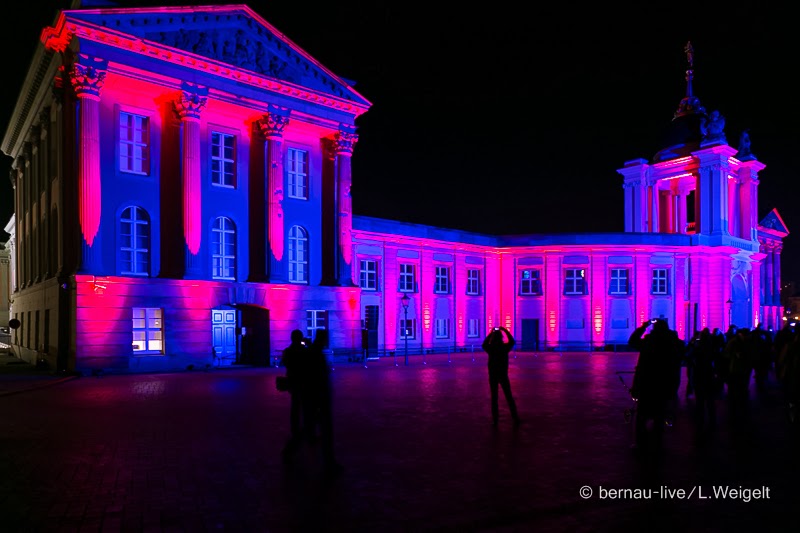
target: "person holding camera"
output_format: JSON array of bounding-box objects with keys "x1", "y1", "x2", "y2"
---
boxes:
[
  {"x1": 279, "y1": 329, "x2": 309, "y2": 464},
  {"x1": 628, "y1": 319, "x2": 684, "y2": 453},
  {"x1": 482, "y1": 326, "x2": 522, "y2": 428}
]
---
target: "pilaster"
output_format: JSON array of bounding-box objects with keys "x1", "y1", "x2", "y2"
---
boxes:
[
  {"x1": 259, "y1": 108, "x2": 290, "y2": 283},
  {"x1": 334, "y1": 126, "x2": 358, "y2": 286},
  {"x1": 69, "y1": 54, "x2": 107, "y2": 274},
  {"x1": 173, "y1": 83, "x2": 208, "y2": 278}
]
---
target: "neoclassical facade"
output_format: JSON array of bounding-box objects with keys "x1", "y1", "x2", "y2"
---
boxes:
[{"x1": 1, "y1": 5, "x2": 787, "y2": 373}]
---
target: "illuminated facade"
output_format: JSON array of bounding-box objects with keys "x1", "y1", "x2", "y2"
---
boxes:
[{"x1": 1, "y1": 5, "x2": 787, "y2": 373}]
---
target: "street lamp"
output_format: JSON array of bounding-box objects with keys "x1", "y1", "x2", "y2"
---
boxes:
[
  {"x1": 726, "y1": 298, "x2": 733, "y2": 327},
  {"x1": 401, "y1": 293, "x2": 410, "y2": 366}
]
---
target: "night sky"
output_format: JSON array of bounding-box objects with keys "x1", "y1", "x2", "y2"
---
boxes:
[{"x1": 2, "y1": 2, "x2": 799, "y2": 284}]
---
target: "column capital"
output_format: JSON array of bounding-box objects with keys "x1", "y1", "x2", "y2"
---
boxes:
[
  {"x1": 334, "y1": 127, "x2": 358, "y2": 157},
  {"x1": 174, "y1": 84, "x2": 208, "y2": 121},
  {"x1": 259, "y1": 110, "x2": 290, "y2": 140},
  {"x1": 69, "y1": 54, "x2": 108, "y2": 100}
]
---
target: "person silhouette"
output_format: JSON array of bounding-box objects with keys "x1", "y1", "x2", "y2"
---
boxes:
[
  {"x1": 305, "y1": 329, "x2": 343, "y2": 478},
  {"x1": 628, "y1": 320, "x2": 684, "y2": 453},
  {"x1": 279, "y1": 329, "x2": 309, "y2": 464},
  {"x1": 482, "y1": 327, "x2": 521, "y2": 428}
]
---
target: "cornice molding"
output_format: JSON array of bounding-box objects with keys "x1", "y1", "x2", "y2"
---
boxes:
[{"x1": 43, "y1": 12, "x2": 370, "y2": 118}]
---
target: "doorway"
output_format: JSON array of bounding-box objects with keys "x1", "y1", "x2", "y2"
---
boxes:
[
  {"x1": 212, "y1": 308, "x2": 239, "y2": 366},
  {"x1": 521, "y1": 319, "x2": 540, "y2": 351}
]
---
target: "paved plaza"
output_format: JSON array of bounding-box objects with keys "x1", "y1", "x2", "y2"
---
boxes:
[{"x1": 0, "y1": 351, "x2": 798, "y2": 532}]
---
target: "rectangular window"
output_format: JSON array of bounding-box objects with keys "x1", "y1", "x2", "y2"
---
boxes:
[
  {"x1": 466, "y1": 269, "x2": 481, "y2": 295},
  {"x1": 132, "y1": 307, "x2": 163, "y2": 354},
  {"x1": 435, "y1": 266, "x2": 450, "y2": 294},
  {"x1": 306, "y1": 310, "x2": 328, "y2": 339},
  {"x1": 435, "y1": 318, "x2": 450, "y2": 339},
  {"x1": 119, "y1": 112, "x2": 149, "y2": 174},
  {"x1": 609, "y1": 268, "x2": 629, "y2": 295},
  {"x1": 359, "y1": 260, "x2": 378, "y2": 290},
  {"x1": 287, "y1": 148, "x2": 309, "y2": 199},
  {"x1": 211, "y1": 132, "x2": 236, "y2": 187},
  {"x1": 400, "y1": 318, "x2": 417, "y2": 339},
  {"x1": 467, "y1": 318, "x2": 480, "y2": 338},
  {"x1": 520, "y1": 269, "x2": 542, "y2": 295},
  {"x1": 652, "y1": 268, "x2": 669, "y2": 295},
  {"x1": 564, "y1": 268, "x2": 587, "y2": 295},
  {"x1": 399, "y1": 263, "x2": 416, "y2": 292}
]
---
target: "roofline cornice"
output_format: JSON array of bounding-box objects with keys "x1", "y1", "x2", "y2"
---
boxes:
[
  {"x1": 42, "y1": 8, "x2": 371, "y2": 117},
  {"x1": 0, "y1": 44, "x2": 59, "y2": 157}
]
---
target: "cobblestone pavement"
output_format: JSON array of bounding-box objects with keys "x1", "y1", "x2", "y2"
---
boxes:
[{"x1": 0, "y1": 352, "x2": 797, "y2": 532}]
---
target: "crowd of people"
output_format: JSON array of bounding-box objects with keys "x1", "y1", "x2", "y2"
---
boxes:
[
  {"x1": 275, "y1": 317, "x2": 800, "y2": 474},
  {"x1": 629, "y1": 318, "x2": 800, "y2": 453}
]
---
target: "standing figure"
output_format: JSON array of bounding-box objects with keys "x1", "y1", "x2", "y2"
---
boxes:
[
  {"x1": 279, "y1": 329, "x2": 308, "y2": 464},
  {"x1": 305, "y1": 329, "x2": 343, "y2": 478},
  {"x1": 482, "y1": 327, "x2": 522, "y2": 427},
  {"x1": 692, "y1": 328, "x2": 718, "y2": 431},
  {"x1": 628, "y1": 320, "x2": 683, "y2": 453}
]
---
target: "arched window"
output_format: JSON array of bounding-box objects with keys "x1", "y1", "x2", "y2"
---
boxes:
[
  {"x1": 212, "y1": 217, "x2": 236, "y2": 280},
  {"x1": 288, "y1": 225, "x2": 308, "y2": 284},
  {"x1": 120, "y1": 206, "x2": 150, "y2": 276}
]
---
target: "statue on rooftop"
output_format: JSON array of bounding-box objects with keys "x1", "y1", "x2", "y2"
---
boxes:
[
  {"x1": 736, "y1": 129, "x2": 755, "y2": 160},
  {"x1": 700, "y1": 110, "x2": 726, "y2": 144}
]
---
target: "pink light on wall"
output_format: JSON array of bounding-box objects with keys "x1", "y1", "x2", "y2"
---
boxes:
[
  {"x1": 69, "y1": 55, "x2": 107, "y2": 247},
  {"x1": 423, "y1": 301, "x2": 432, "y2": 331},
  {"x1": 593, "y1": 305, "x2": 603, "y2": 335},
  {"x1": 261, "y1": 112, "x2": 289, "y2": 262},
  {"x1": 174, "y1": 86, "x2": 207, "y2": 255},
  {"x1": 548, "y1": 309, "x2": 557, "y2": 333}
]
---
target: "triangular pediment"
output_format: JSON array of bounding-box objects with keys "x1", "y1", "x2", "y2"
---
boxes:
[
  {"x1": 759, "y1": 208, "x2": 789, "y2": 236},
  {"x1": 65, "y1": 5, "x2": 368, "y2": 106}
]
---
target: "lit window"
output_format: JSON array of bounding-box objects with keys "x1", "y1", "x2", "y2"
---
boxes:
[
  {"x1": 435, "y1": 266, "x2": 450, "y2": 294},
  {"x1": 306, "y1": 310, "x2": 328, "y2": 339},
  {"x1": 359, "y1": 260, "x2": 378, "y2": 290},
  {"x1": 610, "y1": 268, "x2": 629, "y2": 295},
  {"x1": 467, "y1": 318, "x2": 480, "y2": 338},
  {"x1": 132, "y1": 307, "x2": 163, "y2": 354},
  {"x1": 288, "y1": 225, "x2": 308, "y2": 284},
  {"x1": 520, "y1": 269, "x2": 542, "y2": 295},
  {"x1": 287, "y1": 148, "x2": 309, "y2": 199},
  {"x1": 399, "y1": 263, "x2": 416, "y2": 292},
  {"x1": 435, "y1": 318, "x2": 450, "y2": 339},
  {"x1": 564, "y1": 268, "x2": 587, "y2": 295},
  {"x1": 212, "y1": 217, "x2": 236, "y2": 280},
  {"x1": 120, "y1": 206, "x2": 150, "y2": 276},
  {"x1": 119, "y1": 112, "x2": 149, "y2": 174},
  {"x1": 211, "y1": 132, "x2": 236, "y2": 187},
  {"x1": 400, "y1": 318, "x2": 416, "y2": 339},
  {"x1": 467, "y1": 269, "x2": 481, "y2": 296},
  {"x1": 652, "y1": 268, "x2": 669, "y2": 295}
]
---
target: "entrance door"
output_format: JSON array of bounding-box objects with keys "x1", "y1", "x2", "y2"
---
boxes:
[
  {"x1": 364, "y1": 305, "x2": 379, "y2": 357},
  {"x1": 521, "y1": 319, "x2": 539, "y2": 351},
  {"x1": 212, "y1": 308, "x2": 238, "y2": 366}
]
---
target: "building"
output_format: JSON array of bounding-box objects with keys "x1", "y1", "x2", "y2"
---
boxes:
[{"x1": 1, "y1": 3, "x2": 787, "y2": 374}]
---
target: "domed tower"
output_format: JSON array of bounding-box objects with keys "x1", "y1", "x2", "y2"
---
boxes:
[
  {"x1": 618, "y1": 41, "x2": 764, "y2": 243},
  {"x1": 617, "y1": 42, "x2": 766, "y2": 330}
]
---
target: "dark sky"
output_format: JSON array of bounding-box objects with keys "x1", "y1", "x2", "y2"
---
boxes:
[{"x1": 3, "y1": 2, "x2": 800, "y2": 282}]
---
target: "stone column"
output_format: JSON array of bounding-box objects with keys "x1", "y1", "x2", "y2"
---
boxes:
[
  {"x1": 259, "y1": 109, "x2": 290, "y2": 282},
  {"x1": 69, "y1": 54, "x2": 107, "y2": 273},
  {"x1": 649, "y1": 182, "x2": 659, "y2": 232},
  {"x1": 334, "y1": 127, "x2": 358, "y2": 286},
  {"x1": 173, "y1": 84, "x2": 207, "y2": 277}
]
